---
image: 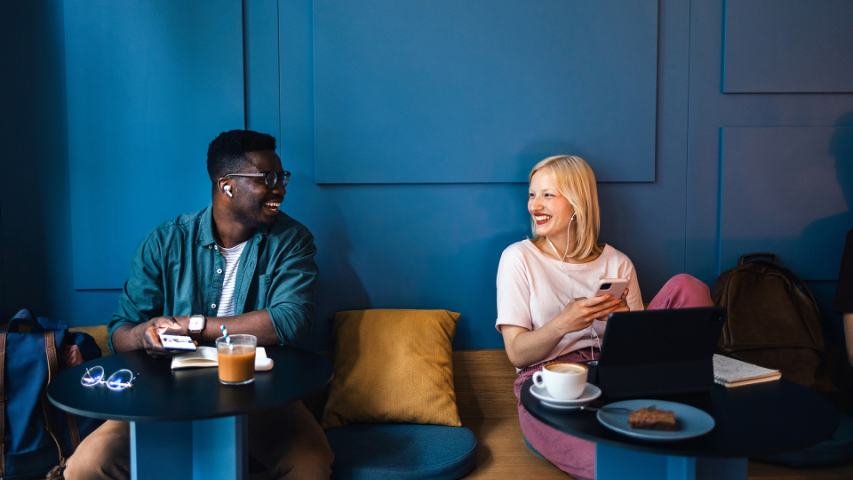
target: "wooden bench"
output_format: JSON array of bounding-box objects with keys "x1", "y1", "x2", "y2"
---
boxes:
[{"x1": 453, "y1": 349, "x2": 566, "y2": 478}]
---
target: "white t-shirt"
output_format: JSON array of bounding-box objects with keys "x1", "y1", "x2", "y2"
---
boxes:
[
  {"x1": 495, "y1": 239, "x2": 644, "y2": 364},
  {"x1": 217, "y1": 240, "x2": 248, "y2": 318}
]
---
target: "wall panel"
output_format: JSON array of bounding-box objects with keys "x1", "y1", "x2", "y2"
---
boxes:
[
  {"x1": 723, "y1": 0, "x2": 853, "y2": 93},
  {"x1": 313, "y1": 0, "x2": 658, "y2": 184}
]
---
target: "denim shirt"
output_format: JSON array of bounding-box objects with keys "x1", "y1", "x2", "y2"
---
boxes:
[{"x1": 108, "y1": 206, "x2": 317, "y2": 351}]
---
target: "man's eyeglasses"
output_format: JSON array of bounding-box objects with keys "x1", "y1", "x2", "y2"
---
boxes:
[
  {"x1": 81, "y1": 366, "x2": 137, "y2": 391},
  {"x1": 219, "y1": 171, "x2": 291, "y2": 189}
]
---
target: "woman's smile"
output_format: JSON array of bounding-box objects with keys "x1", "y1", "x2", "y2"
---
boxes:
[{"x1": 534, "y1": 214, "x2": 552, "y2": 225}]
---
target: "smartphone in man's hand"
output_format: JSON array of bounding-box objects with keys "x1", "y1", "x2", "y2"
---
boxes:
[{"x1": 158, "y1": 334, "x2": 197, "y2": 351}]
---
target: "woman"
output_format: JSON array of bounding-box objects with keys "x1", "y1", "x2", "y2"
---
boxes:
[{"x1": 496, "y1": 155, "x2": 712, "y2": 479}]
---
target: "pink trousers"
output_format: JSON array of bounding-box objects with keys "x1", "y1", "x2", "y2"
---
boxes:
[{"x1": 513, "y1": 274, "x2": 714, "y2": 480}]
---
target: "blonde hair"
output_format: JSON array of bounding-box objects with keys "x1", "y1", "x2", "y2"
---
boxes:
[{"x1": 529, "y1": 155, "x2": 602, "y2": 260}]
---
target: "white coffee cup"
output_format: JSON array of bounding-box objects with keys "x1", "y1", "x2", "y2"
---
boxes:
[{"x1": 532, "y1": 362, "x2": 588, "y2": 400}]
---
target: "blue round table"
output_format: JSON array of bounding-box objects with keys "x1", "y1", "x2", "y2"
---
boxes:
[
  {"x1": 520, "y1": 377, "x2": 839, "y2": 480},
  {"x1": 48, "y1": 347, "x2": 332, "y2": 480}
]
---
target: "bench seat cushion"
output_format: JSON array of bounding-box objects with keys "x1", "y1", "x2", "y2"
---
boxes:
[
  {"x1": 754, "y1": 413, "x2": 853, "y2": 467},
  {"x1": 326, "y1": 424, "x2": 477, "y2": 479}
]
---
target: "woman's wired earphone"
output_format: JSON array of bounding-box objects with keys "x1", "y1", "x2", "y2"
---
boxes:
[{"x1": 223, "y1": 184, "x2": 233, "y2": 197}]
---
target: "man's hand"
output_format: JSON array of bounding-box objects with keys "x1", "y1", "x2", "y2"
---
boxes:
[{"x1": 137, "y1": 316, "x2": 185, "y2": 356}]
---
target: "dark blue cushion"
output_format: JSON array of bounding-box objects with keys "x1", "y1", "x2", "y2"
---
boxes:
[
  {"x1": 754, "y1": 414, "x2": 853, "y2": 467},
  {"x1": 326, "y1": 424, "x2": 478, "y2": 479}
]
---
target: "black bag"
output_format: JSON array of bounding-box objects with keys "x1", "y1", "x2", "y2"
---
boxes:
[
  {"x1": 1, "y1": 309, "x2": 102, "y2": 479},
  {"x1": 713, "y1": 253, "x2": 825, "y2": 388}
]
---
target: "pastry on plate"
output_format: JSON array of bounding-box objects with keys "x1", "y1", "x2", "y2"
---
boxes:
[{"x1": 628, "y1": 406, "x2": 679, "y2": 430}]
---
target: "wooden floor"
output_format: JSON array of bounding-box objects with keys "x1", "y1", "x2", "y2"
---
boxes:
[
  {"x1": 748, "y1": 461, "x2": 853, "y2": 480},
  {"x1": 463, "y1": 417, "x2": 566, "y2": 478},
  {"x1": 462, "y1": 417, "x2": 853, "y2": 479}
]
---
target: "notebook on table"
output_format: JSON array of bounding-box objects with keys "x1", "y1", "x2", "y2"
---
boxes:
[
  {"x1": 712, "y1": 354, "x2": 781, "y2": 388},
  {"x1": 596, "y1": 307, "x2": 726, "y2": 398},
  {"x1": 170, "y1": 346, "x2": 274, "y2": 371}
]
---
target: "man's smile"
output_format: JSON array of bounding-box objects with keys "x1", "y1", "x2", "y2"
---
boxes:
[{"x1": 263, "y1": 200, "x2": 282, "y2": 214}]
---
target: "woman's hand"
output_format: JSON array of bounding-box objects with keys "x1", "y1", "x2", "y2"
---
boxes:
[
  {"x1": 500, "y1": 292, "x2": 627, "y2": 369},
  {"x1": 554, "y1": 295, "x2": 623, "y2": 334},
  {"x1": 613, "y1": 287, "x2": 630, "y2": 314}
]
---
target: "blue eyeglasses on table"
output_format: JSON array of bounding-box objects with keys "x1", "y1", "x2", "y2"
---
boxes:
[{"x1": 81, "y1": 365, "x2": 137, "y2": 391}]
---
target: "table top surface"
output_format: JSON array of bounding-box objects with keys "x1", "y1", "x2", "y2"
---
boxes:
[
  {"x1": 48, "y1": 347, "x2": 332, "y2": 422},
  {"x1": 521, "y1": 377, "x2": 839, "y2": 458}
]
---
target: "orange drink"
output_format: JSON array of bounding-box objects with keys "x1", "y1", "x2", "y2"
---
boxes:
[{"x1": 216, "y1": 334, "x2": 257, "y2": 385}]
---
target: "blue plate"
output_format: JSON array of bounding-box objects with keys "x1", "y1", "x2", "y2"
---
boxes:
[{"x1": 596, "y1": 399, "x2": 715, "y2": 441}]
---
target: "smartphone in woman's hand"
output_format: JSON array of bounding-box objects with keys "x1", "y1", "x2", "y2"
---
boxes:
[{"x1": 593, "y1": 278, "x2": 628, "y2": 299}]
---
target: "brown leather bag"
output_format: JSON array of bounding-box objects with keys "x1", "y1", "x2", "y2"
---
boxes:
[{"x1": 713, "y1": 253, "x2": 825, "y2": 388}]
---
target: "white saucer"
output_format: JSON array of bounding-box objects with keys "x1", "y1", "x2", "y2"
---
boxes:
[{"x1": 529, "y1": 383, "x2": 602, "y2": 409}]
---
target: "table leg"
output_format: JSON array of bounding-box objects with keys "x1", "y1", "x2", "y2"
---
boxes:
[
  {"x1": 596, "y1": 444, "x2": 747, "y2": 480},
  {"x1": 192, "y1": 416, "x2": 248, "y2": 479},
  {"x1": 130, "y1": 416, "x2": 248, "y2": 480},
  {"x1": 130, "y1": 421, "x2": 192, "y2": 480}
]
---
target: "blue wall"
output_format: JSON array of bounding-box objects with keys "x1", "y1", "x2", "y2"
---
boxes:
[
  {"x1": 1, "y1": 0, "x2": 72, "y2": 324},
  {"x1": 3, "y1": 0, "x2": 852, "y2": 351}
]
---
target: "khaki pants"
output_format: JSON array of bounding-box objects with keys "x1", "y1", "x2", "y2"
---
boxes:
[{"x1": 64, "y1": 401, "x2": 332, "y2": 480}]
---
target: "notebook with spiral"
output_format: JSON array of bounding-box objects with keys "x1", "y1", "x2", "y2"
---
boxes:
[{"x1": 712, "y1": 354, "x2": 781, "y2": 388}]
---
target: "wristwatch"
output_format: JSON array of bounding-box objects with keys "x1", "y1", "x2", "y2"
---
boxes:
[{"x1": 188, "y1": 314, "x2": 206, "y2": 342}]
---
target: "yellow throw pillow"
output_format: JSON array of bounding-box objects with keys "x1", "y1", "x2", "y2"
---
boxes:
[
  {"x1": 69, "y1": 325, "x2": 111, "y2": 356},
  {"x1": 321, "y1": 309, "x2": 462, "y2": 428}
]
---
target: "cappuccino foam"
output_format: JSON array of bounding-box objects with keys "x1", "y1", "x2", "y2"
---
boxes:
[{"x1": 546, "y1": 363, "x2": 586, "y2": 374}]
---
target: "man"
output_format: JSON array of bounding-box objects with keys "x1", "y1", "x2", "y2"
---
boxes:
[{"x1": 65, "y1": 130, "x2": 332, "y2": 479}]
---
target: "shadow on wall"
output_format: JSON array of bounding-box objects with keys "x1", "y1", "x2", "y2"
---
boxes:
[
  {"x1": 722, "y1": 112, "x2": 853, "y2": 282},
  {"x1": 800, "y1": 112, "x2": 853, "y2": 272},
  {"x1": 800, "y1": 112, "x2": 853, "y2": 338},
  {"x1": 424, "y1": 183, "x2": 530, "y2": 350},
  {"x1": 1, "y1": 0, "x2": 71, "y2": 322},
  {"x1": 310, "y1": 188, "x2": 369, "y2": 351},
  {"x1": 452, "y1": 227, "x2": 529, "y2": 349}
]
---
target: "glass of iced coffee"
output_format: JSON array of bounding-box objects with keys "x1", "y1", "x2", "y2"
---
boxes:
[{"x1": 216, "y1": 334, "x2": 257, "y2": 385}]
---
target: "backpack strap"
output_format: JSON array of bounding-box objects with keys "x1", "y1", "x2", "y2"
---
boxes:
[
  {"x1": 738, "y1": 252, "x2": 778, "y2": 265},
  {"x1": 66, "y1": 409, "x2": 81, "y2": 451},
  {"x1": 0, "y1": 330, "x2": 7, "y2": 477},
  {"x1": 41, "y1": 331, "x2": 71, "y2": 468}
]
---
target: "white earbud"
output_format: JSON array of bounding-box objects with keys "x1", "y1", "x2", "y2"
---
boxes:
[{"x1": 223, "y1": 185, "x2": 233, "y2": 198}]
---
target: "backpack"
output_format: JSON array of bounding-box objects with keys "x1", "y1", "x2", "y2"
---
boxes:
[
  {"x1": 713, "y1": 253, "x2": 825, "y2": 388},
  {"x1": 1, "y1": 309, "x2": 102, "y2": 479}
]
